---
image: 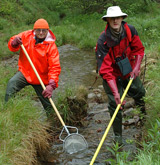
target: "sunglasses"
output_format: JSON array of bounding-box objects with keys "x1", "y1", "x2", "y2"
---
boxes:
[{"x1": 35, "y1": 29, "x2": 48, "y2": 33}]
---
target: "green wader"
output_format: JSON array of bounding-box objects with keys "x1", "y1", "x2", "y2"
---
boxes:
[
  {"x1": 103, "y1": 76, "x2": 145, "y2": 144},
  {"x1": 5, "y1": 71, "x2": 53, "y2": 117}
]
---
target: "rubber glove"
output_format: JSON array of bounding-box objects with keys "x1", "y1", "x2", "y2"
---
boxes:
[
  {"x1": 107, "y1": 79, "x2": 121, "y2": 105},
  {"x1": 130, "y1": 55, "x2": 143, "y2": 79},
  {"x1": 11, "y1": 37, "x2": 22, "y2": 48},
  {"x1": 42, "y1": 79, "x2": 56, "y2": 98}
]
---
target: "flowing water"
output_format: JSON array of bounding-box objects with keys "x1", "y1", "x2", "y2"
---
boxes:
[{"x1": 55, "y1": 44, "x2": 100, "y2": 92}]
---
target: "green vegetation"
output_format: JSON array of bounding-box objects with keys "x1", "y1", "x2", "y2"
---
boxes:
[
  {"x1": 0, "y1": 64, "x2": 50, "y2": 164},
  {"x1": 0, "y1": 0, "x2": 160, "y2": 164},
  {"x1": 105, "y1": 143, "x2": 131, "y2": 164}
]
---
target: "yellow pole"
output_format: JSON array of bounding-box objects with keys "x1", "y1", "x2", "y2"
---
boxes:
[{"x1": 90, "y1": 78, "x2": 133, "y2": 165}]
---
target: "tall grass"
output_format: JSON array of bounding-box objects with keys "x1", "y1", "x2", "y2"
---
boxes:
[
  {"x1": 0, "y1": 63, "x2": 50, "y2": 164},
  {"x1": 0, "y1": 96, "x2": 51, "y2": 164},
  {"x1": 118, "y1": 119, "x2": 160, "y2": 165}
]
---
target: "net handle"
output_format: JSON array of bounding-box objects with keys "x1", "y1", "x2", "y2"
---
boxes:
[
  {"x1": 90, "y1": 78, "x2": 133, "y2": 164},
  {"x1": 59, "y1": 126, "x2": 78, "y2": 141},
  {"x1": 21, "y1": 44, "x2": 66, "y2": 126}
]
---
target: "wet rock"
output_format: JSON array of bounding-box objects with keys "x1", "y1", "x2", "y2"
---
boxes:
[
  {"x1": 123, "y1": 119, "x2": 135, "y2": 126},
  {"x1": 88, "y1": 93, "x2": 96, "y2": 99},
  {"x1": 93, "y1": 88, "x2": 102, "y2": 93},
  {"x1": 88, "y1": 108, "x2": 109, "y2": 115},
  {"x1": 98, "y1": 85, "x2": 103, "y2": 89},
  {"x1": 88, "y1": 102, "x2": 98, "y2": 109},
  {"x1": 88, "y1": 88, "x2": 103, "y2": 103},
  {"x1": 122, "y1": 115, "x2": 140, "y2": 126},
  {"x1": 123, "y1": 108, "x2": 134, "y2": 117},
  {"x1": 97, "y1": 93, "x2": 102, "y2": 98},
  {"x1": 88, "y1": 103, "x2": 108, "y2": 113},
  {"x1": 88, "y1": 91, "x2": 102, "y2": 100},
  {"x1": 124, "y1": 100, "x2": 135, "y2": 109}
]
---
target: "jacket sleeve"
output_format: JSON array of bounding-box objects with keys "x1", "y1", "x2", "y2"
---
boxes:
[
  {"x1": 95, "y1": 32, "x2": 109, "y2": 71},
  {"x1": 96, "y1": 33, "x2": 116, "y2": 82},
  {"x1": 99, "y1": 51, "x2": 116, "y2": 81},
  {"x1": 47, "y1": 43, "x2": 61, "y2": 87},
  {"x1": 128, "y1": 24, "x2": 145, "y2": 58}
]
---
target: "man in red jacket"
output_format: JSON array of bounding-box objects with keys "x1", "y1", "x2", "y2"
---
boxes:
[
  {"x1": 5, "y1": 18, "x2": 61, "y2": 118},
  {"x1": 95, "y1": 6, "x2": 146, "y2": 144}
]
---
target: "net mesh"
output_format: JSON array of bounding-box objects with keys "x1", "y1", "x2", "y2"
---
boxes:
[{"x1": 64, "y1": 133, "x2": 88, "y2": 154}]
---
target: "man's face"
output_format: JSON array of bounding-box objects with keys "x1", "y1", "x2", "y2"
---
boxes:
[
  {"x1": 34, "y1": 29, "x2": 49, "y2": 39},
  {"x1": 107, "y1": 17, "x2": 123, "y2": 32}
]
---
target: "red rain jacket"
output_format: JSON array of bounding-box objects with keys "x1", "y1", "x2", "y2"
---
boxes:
[
  {"x1": 8, "y1": 30, "x2": 61, "y2": 86},
  {"x1": 95, "y1": 21, "x2": 144, "y2": 82}
]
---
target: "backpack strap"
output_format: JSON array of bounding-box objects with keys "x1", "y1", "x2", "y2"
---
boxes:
[{"x1": 124, "y1": 23, "x2": 132, "y2": 43}]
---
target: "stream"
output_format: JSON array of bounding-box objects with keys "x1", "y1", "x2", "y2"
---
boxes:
[
  {"x1": 55, "y1": 44, "x2": 100, "y2": 92},
  {"x1": 40, "y1": 45, "x2": 142, "y2": 165}
]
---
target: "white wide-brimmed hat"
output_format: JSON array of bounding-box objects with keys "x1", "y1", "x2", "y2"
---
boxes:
[{"x1": 102, "y1": 6, "x2": 128, "y2": 21}]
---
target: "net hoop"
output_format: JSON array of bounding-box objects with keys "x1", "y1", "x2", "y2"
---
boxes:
[{"x1": 63, "y1": 133, "x2": 88, "y2": 154}]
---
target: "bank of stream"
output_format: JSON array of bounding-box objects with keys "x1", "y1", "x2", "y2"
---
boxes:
[{"x1": 3, "y1": 44, "x2": 144, "y2": 164}]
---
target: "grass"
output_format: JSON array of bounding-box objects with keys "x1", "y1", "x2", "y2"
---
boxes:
[
  {"x1": 55, "y1": 85, "x2": 88, "y2": 125},
  {"x1": 0, "y1": 96, "x2": 51, "y2": 164},
  {"x1": 121, "y1": 119, "x2": 160, "y2": 165},
  {"x1": 52, "y1": 13, "x2": 105, "y2": 49},
  {"x1": 0, "y1": 0, "x2": 160, "y2": 164},
  {"x1": 0, "y1": 2, "x2": 159, "y2": 56},
  {"x1": 0, "y1": 63, "x2": 50, "y2": 164}
]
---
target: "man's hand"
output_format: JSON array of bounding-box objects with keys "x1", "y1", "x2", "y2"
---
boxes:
[
  {"x1": 11, "y1": 37, "x2": 22, "y2": 48},
  {"x1": 114, "y1": 93, "x2": 121, "y2": 105},
  {"x1": 42, "y1": 79, "x2": 56, "y2": 98},
  {"x1": 107, "y1": 79, "x2": 127, "y2": 109},
  {"x1": 107, "y1": 79, "x2": 121, "y2": 105}
]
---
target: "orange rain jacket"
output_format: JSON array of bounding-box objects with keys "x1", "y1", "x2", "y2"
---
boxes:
[{"x1": 8, "y1": 30, "x2": 61, "y2": 87}]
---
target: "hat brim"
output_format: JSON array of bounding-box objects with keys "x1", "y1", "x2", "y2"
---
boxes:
[{"x1": 102, "y1": 14, "x2": 128, "y2": 21}]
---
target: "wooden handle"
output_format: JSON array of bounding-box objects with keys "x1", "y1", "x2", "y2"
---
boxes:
[{"x1": 21, "y1": 44, "x2": 65, "y2": 126}]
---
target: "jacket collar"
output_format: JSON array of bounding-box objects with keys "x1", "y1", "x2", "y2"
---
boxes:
[{"x1": 105, "y1": 21, "x2": 126, "y2": 47}]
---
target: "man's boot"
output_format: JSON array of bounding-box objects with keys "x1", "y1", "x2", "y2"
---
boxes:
[
  {"x1": 135, "y1": 99, "x2": 146, "y2": 126},
  {"x1": 112, "y1": 112, "x2": 123, "y2": 145},
  {"x1": 135, "y1": 99, "x2": 146, "y2": 115}
]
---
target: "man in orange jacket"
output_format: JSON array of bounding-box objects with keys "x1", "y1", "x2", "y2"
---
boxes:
[{"x1": 5, "y1": 18, "x2": 61, "y2": 118}]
